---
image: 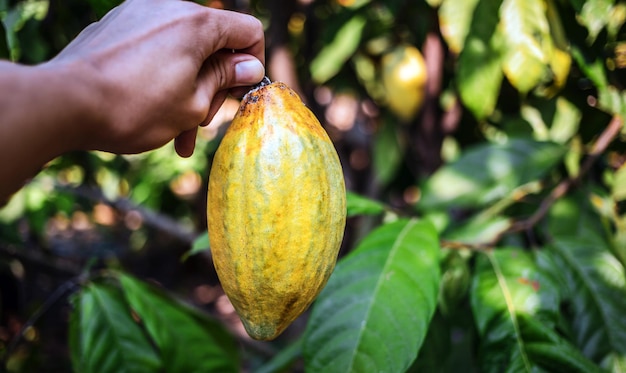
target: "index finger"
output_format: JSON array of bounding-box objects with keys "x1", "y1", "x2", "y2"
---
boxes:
[{"x1": 194, "y1": 7, "x2": 266, "y2": 65}]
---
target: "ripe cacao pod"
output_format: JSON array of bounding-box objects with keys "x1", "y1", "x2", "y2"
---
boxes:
[
  {"x1": 207, "y1": 79, "x2": 347, "y2": 341},
  {"x1": 381, "y1": 43, "x2": 428, "y2": 122}
]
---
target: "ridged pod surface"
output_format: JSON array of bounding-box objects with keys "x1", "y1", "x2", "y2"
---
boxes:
[{"x1": 207, "y1": 80, "x2": 347, "y2": 340}]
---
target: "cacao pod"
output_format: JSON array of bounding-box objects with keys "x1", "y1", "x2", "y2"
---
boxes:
[
  {"x1": 381, "y1": 43, "x2": 428, "y2": 122},
  {"x1": 207, "y1": 79, "x2": 347, "y2": 341}
]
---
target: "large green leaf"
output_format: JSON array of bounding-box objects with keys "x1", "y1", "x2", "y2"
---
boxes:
[
  {"x1": 419, "y1": 138, "x2": 565, "y2": 210},
  {"x1": 457, "y1": 0, "x2": 504, "y2": 119},
  {"x1": 471, "y1": 248, "x2": 599, "y2": 372},
  {"x1": 69, "y1": 282, "x2": 162, "y2": 373},
  {"x1": 545, "y1": 196, "x2": 626, "y2": 369},
  {"x1": 118, "y1": 273, "x2": 239, "y2": 373},
  {"x1": 303, "y1": 219, "x2": 440, "y2": 372},
  {"x1": 499, "y1": 0, "x2": 552, "y2": 93}
]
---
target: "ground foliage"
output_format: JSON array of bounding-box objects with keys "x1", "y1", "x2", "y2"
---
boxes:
[{"x1": 1, "y1": 0, "x2": 626, "y2": 372}]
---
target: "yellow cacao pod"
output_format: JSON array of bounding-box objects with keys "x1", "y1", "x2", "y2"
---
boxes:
[
  {"x1": 207, "y1": 80, "x2": 347, "y2": 341},
  {"x1": 381, "y1": 44, "x2": 428, "y2": 122}
]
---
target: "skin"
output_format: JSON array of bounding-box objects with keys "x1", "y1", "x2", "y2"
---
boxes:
[{"x1": 0, "y1": 0, "x2": 265, "y2": 204}]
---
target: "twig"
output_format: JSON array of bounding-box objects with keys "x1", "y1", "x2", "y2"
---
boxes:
[
  {"x1": 55, "y1": 184, "x2": 197, "y2": 245},
  {"x1": 509, "y1": 114, "x2": 623, "y2": 233},
  {"x1": 442, "y1": 114, "x2": 624, "y2": 251},
  {"x1": 0, "y1": 245, "x2": 82, "y2": 276},
  {"x1": 1, "y1": 278, "x2": 81, "y2": 370},
  {"x1": 440, "y1": 239, "x2": 492, "y2": 251}
]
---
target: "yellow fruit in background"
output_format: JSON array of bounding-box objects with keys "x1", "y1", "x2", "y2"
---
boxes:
[
  {"x1": 381, "y1": 44, "x2": 428, "y2": 122},
  {"x1": 207, "y1": 79, "x2": 347, "y2": 341}
]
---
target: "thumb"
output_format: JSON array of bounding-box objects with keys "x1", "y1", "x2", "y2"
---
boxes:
[
  {"x1": 233, "y1": 57, "x2": 265, "y2": 86},
  {"x1": 203, "y1": 52, "x2": 265, "y2": 91}
]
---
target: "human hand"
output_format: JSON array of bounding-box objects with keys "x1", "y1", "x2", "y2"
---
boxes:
[{"x1": 51, "y1": 0, "x2": 265, "y2": 157}]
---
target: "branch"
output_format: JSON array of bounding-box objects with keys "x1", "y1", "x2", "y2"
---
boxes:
[
  {"x1": 55, "y1": 184, "x2": 197, "y2": 245},
  {"x1": 509, "y1": 114, "x2": 623, "y2": 233},
  {"x1": 0, "y1": 245, "x2": 82, "y2": 276},
  {"x1": 1, "y1": 278, "x2": 81, "y2": 368},
  {"x1": 441, "y1": 114, "x2": 624, "y2": 251}
]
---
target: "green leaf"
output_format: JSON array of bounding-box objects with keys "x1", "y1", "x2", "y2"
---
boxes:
[
  {"x1": 408, "y1": 312, "x2": 452, "y2": 372},
  {"x1": 303, "y1": 219, "x2": 441, "y2": 372},
  {"x1": 118, "y1": 272, "x2": 239, "y2": 373},
  {"x1": 372, "y1": 117, "x2": 404, "y2": 186},
  {"x1": 570, "y1": 0, "x2": 614, "y2": 42},
  {"x1": 471, "y1": 249, "x2": 560, "y2": 336},
  {"x1": 255, "y1": 337, "x2": 303, "y2": 373},
  {"x1": 519, "y1": 315, "x2": 604, "y2": 373},
  {"x1": 470, "y1": 248, "x2": 566, "y2": 372},
  {"x1": 613, "y1": 163, "x2": 626, "y2": 201},
  {"x1": 2, "y1": 0, "x2": 49, "y2": 61},
  {"x1": 444, "y1": 215, "x2": 512, "y2": 245},
  {"x1": 419, "y1": 138, "x2": 566, "y2": 210},
  {"x1": 346, "y1": 191, "x2": 385, "y2": 217},
  {"x1": 500, "y1": 0, "x2": 552, "y2": 93},
  {"x1": 598, "y1": 85, "x2": 626, "y2": 117},
  {"x1": 69, "y1": 282, "x2": 162, "y2": 373},
  {"x1": 182, "y1": 231, "x2": 210, "y2": 261},
  {"x1": 437, "y1": 251, "x2": 472, "y2": 316},
  {"x1": 572, "y1": 44, "x2": 626, "y2": 116},
  {"x1": 571, "y1": 46, "x2": 608, "y2": 89},
  {"x1": 438, "y1": 0, "x2": 481, "y2": 54},
  {"x1": 310, "y1": 15, "x2": 366, "y2": 84},
  {"x1": 545, "y1": 196, "x2": 626, "y2": 367},
  {"x1": 548, "y1": 97, "x2": 582, "y2": 143},
  {"x1": 456, "y1": 0, "x2": 504, "y2": 119}
]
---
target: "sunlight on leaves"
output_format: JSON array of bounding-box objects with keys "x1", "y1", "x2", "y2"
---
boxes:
[
  {"x1": 419, "y1": 139, "x2": 565, "y2": 210},
  {"x1": 500, "y1": 0, "x2": 552, "y2": 93},
  {"x1": 438, "y1": 0, "x2": 480, "y2": 54}
]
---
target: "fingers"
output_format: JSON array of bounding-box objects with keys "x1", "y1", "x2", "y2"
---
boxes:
[
  {"x1": 200, "y1": 8, "x2": 266, "y2": 65},
  {"x1": 201, "y1": 90, "x2": 228, "y2": 127},
  {"x1": 175, "y1": 127, "x2": 198, "y2": 158},
  {"x1": 193, "y1": 51, "x2": 263, "y2": 125}
]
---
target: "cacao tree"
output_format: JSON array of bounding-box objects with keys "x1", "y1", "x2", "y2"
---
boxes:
[{"x1": 1, "y1": 0, "x2": 626, "y2": 372}]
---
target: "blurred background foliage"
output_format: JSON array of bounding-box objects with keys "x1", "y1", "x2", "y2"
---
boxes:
[{"x1": 1, "y1": 0, "x2": 626, "y2": 372}]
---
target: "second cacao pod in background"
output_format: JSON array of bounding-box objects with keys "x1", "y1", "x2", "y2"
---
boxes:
[
  {"x1": 381, "y1": 43, "x2": 428, "y2": 122},
  {"x1": 207, "y1": 79, "x2": 347, "y2": 341}
]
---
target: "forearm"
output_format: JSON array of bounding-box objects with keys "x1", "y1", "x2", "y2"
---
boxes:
[
  {"x1": 0, "y1": 0, "x2": 265, "y2": 204},
  {"x1": 0, "y1": 61, "x2": 97, "y2": 203}
]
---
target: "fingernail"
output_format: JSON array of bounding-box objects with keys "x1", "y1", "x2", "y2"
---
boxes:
[{"x1": 235, "y1": 59, "x2": 265, "y2": 85}]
